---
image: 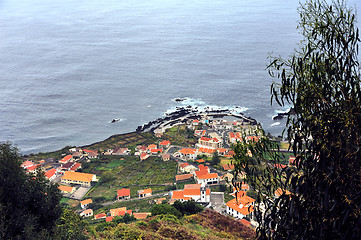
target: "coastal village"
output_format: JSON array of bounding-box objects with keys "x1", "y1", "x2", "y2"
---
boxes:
[{"x1": 21, "y1": 110, "x2": 294, "y2": 229}]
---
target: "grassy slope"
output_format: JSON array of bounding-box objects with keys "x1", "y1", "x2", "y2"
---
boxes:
[{"x1": 87, "y1": 209, "x2": 256, "y2": 240}]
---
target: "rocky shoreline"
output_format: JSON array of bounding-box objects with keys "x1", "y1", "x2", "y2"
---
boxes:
[{"x1": 136, "y1": 106, "x2": 258, "y2": 133}]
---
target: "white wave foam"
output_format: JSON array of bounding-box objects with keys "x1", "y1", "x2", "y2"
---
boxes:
[
  {"x1": 271, "y1": 122, "x2": 280, "y2": 126},
  {"x1": 168, "y1": 97, "x2": 249, "y2": 115}
]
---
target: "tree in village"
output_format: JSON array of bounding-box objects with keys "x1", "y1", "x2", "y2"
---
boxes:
[
  {"x1": 233, "y1": 0, "x2": 361, "y2": 239},
  {"x1": 211, "y1": 151, "x2": 221, "y2": 166}
]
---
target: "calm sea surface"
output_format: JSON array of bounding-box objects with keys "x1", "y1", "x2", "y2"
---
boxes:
[{"x1": 0, "y1": 0, "x2": 359, "y2": 154}]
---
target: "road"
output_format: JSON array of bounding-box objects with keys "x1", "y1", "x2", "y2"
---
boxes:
[{"x1": 101, "y1": 192, "x2": 169, "y2": 206}]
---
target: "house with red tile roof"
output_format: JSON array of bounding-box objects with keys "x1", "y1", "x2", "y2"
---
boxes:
[
  {"x1": 59, "y1": 155, "x2": 73, "y2": 164},
  {"x1": 26, "y1": 164, "x2": 42, "y2": 173},
  {"x1": 80, "y1": 209, "x2": 93, "y2": 218},
  {"x1": 140, "y1": 152, "x2": 149, "y2": 161},
  {"x1": 162, "y1": 153, "x2": 170, "y2": 161},
  {"x1": 106, "y1": 216, "x2": 113, "y2": 222},
  {"x1": 45, "y1": 168, "x2": 57, "y2": 181},
  {"x1": 150, "y1": 148, "x2": 163, "y2": 155},
  {"x1": 80, "y1": 199, "x2": 93, "y2": 209},
  {"x1": 198, "y1": 164, "x2": 209, "y2": 173},
  {"x1": 69, "y1": 162, "x2": 82, "y2": 172},
  {"x1": 159, "y1": 140, "x2": 171, "y2": 148},
  {"x1": 228, "y1": 132, "x2": 243, "y2": 144},
  {"x1": 171, "y1": 183, "x2": 210, "y2": 203},
  {"x1": 21, "y1": 160, "x2": 34, "y2": 169},
  {"x1": 72, "y1": 150, "x2": 83, "y2": 159},
  {"x1": 195, "y1": 172, "x2": 219, "y2": 185},
  {"x1": 175, "y1": 173, "x2": 194, "y2": 182},
  {"x1": 117, "y1": 188, "x2": 131, "y2": 200},
  {"x1": 147, "y1": 144, "x2": 157, "y2": 151},
  {"x1": 112, "y1": 147, "x2": 130, "y2": 156},
  {"x1": 198, "y1": 136, "x2": 222, "y2": 149},
  {"x1": 60, "y1": 171, "x2": 97, "y2": 187},
  {"x1": 197, "y1": 147, "x2": 216, "y2": 157},
  {"x1": 110, "y1": 207, "x2": 127, "y2": 217},
  {"x1": 179, "y1": 162, "x2": 197, "y2": 173},
  {"x1": 88, "y1": 151, "x2": 99, "y2": 159},
  {"x1": 226, "y1": 191, "x2": 255, "y2": 220},
  {"x1": 58, "y1": 185, "x2": 75, "y2": 194},
  {"x1": 110, "y1": 207, "x2": 132, "y2": 217},
  {"x1": 94, "y1": 213, "x2": 107, "y2": 220},
  {"x1": 179, "y1": 148, "x2": 198, "y2": 160},
  {"x1": 194, "y1": 170, "x2": 209, "y2": 179},
  {"x1": 138, "y1": 188, "x2": 152, "y2": 198},
  {"x1": 60, "y1": 162, "x2": 76, "y2": 171}
]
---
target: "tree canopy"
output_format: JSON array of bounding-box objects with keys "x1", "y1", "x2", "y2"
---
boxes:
[
  {"x1": 233, "y1": 0, "x2": 361, "y2": 239},
  {"x1": 0, "y1": 142, "x2": 62, "y2": 239}
]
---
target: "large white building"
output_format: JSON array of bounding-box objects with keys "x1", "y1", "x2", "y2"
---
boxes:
[
  {"x1": 171, "y1": 183, "x2": 210, "y2": 203},
  {"x1": 226, "y1": 191, "x2": 255, "y2": 220}
]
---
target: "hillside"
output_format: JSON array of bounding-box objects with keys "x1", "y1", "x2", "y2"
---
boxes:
[{"x1": 86, "y1": 209, "x2": 256, "y2": 240}]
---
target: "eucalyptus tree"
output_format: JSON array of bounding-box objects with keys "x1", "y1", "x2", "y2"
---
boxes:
[{"x1": 233, "y1": 0, "x2": 361, "y2": 239}]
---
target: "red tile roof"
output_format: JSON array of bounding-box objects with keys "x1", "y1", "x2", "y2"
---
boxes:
[
  {"x1": 200, "y1": 137, "x2": 212, "y2": 142},
  {"x1": 175, "y1": 174, "x2": 194, "y2": 181},
  {"x1": 180, "y1": 162, "x2": 190, "y2": 168},
  {"x1": 106, "y1": 216, "x2": 113, "y2": 222},
  {"x1": 197, "y1": 173, "x2": 219, "y2": 180},
  {"x1": 179, "y1": 148, "x2": 197, "y2": 155},
  {"x1": 150, "y1": 148, "x2": 163, "y2": 153},
  {"x1": 70, "y1": 163, "x2": 81, "y2": 171},
  {"x1": 94, "y1": 213, "x2": 106, "y2": 220},
  {"x1": 196, "y1": 159, "x2": 205, "y2": 163},
  {"x1": 160, "y1": 140, "x2": 171, "y2": 146},
  {"x1": 21, "y1": 160, "x2": 34, "y2": 168},
  {"x1": 117, "y1": 188, "x2": 130, "y2": 197},
  {"x1": 138, "y1": 188, "x2": 152, "y2": 195},
  {"x1": 27, "y1": 164, "x2": 41, "y2": 172},
  {"x1": 83, "y1": 149, "x2": 94, "y2": 153},
  {"x1": 198, "y1": 165, "x2": 208, "y2": 171},
  {"x1": 147, "y1": 144, "x2": 157, "y2": 150},
  {"x1": 195, "y1": 170, "x2": 209, "y2": 178},
  {"x1": 59, "y1": 155, "x2": 73, "y2": 163},
  {"x1": 226, "y1": 198, "x2": 254, "y2": 216},
  {"x1": 80, "y1": 199, "x2": 93, "y2": 205},
  {"x1": 45, "y1": 168, "x2": 57, "y2": 179}
]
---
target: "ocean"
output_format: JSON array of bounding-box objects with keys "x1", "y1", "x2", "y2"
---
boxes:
[{"x1": 0, "y1": 0, "x2": 359, "y2": 154}]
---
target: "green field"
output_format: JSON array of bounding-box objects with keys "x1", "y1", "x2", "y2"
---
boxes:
[{"x1": 87, "y1": 156, "x2": 177, "y2": 200}]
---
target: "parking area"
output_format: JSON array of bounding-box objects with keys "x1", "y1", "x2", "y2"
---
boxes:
[
  {"x1": 70, "y1": 187, "x2": 91, "y2": 200},
  {"x1": 210, "y1": 192, "x2": 224, "y2": 213}
]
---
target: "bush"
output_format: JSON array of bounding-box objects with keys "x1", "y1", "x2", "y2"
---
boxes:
[
  {"x1": 151, "y1": 204, "x2": 181, "y2": 218},
  {"x1": 173, "y1": 200, "x2": 204, "y2": 216}
]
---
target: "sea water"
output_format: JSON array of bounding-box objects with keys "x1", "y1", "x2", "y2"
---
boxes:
[{"x1": 0, "y1": 0, "x2": 359, "y2": 154}]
